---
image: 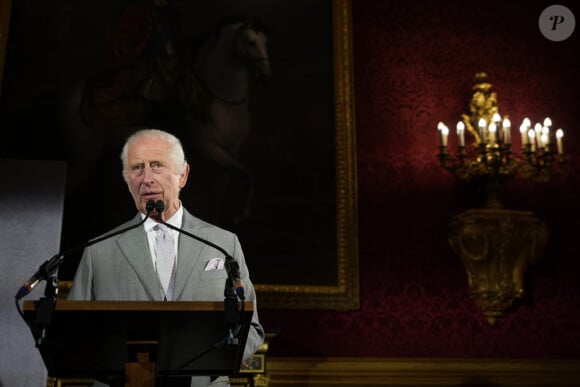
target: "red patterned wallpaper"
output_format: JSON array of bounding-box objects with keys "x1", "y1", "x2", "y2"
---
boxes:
[{"x1": 261, "y1": 0, "x2": 580, "y2": 358}]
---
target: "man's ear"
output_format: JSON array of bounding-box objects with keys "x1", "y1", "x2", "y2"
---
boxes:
[{"x1": 179, "y1": 164, "x2": 190, "y2": 188}]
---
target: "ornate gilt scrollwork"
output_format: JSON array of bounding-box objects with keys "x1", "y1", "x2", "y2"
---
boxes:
[{"x1": 448, "y1": 208, "x2": 548, "y2": 325}]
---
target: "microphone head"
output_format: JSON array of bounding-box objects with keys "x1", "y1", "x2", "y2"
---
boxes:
[
  {"x1": 145, "y1": 200, "x2": 156, "y2": 214},
  {"x1": 155, "y1": 200, "x2": 165, "y2": 214}
]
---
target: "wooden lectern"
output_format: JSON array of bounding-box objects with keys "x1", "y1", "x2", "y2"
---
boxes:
[{"x1": 23, "y1": 300, "x2": 253, "y2": 386}]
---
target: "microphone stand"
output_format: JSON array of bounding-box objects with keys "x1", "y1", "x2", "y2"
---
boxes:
[{"x1": 15, "y1": 200, "x2": 157, "y2": 346}]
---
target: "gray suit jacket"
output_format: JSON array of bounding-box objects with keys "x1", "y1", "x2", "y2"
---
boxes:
[{"x1": 68, "y1": 209, "x2": 264, "y2": 386}]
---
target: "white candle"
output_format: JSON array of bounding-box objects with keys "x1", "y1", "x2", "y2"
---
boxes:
[
  {"x1": 534, "y1": 122, "x2": 542, "y2": 150},
  {"x1": 437, "y1": 122, "x2": 445, "y2": 146},
  {"x1": 540, "y1": 133, "x2": 549, "y2": 149},
  {"x1": 556, "y1": 128, "x2": 564, "y2": 155},
  {"x1": 489, "y1": 123, "x2": 497, "y2": 145},
  {"x1": 456, "y1": 121, "x2": 465, "y2": 147},
  {"x1": 520, "y1": 124, "x2": 528, "y2": 145},
  {"x1": 478, "y1": 118, "x2": 486, "y2": 143},
  {"x1": 542, "y1": 126, "x2": 550, "y2": 145},
  {"x1": 493, "y1": 113, "x2": 501, "y2": 142},
  {"x1": 441, "y1": 126, "x2": 449, "y2": 147},
  {"x1": 503, "y1": 118, "x2": 511, "y2": 144},
  {"x1": 528, "y1": 129, "x2": 536, "y2": 152}
]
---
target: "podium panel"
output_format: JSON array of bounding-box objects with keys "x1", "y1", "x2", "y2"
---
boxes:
[
  {"x1": 158, "y1": 310, "x2": 251, "y2": 376},
  {"x1": 23, "y1": 300, "x2": 253, "y2": 380}
]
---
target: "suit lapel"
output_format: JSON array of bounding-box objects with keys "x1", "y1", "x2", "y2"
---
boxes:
[
  {"x1": 173, "y1": 210, "x2": 207, "y2": 299},
  {"x1": 117, "y1": 214, "x2": 160, "y2": 300}
]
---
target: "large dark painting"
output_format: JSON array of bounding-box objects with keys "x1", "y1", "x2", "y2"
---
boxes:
[{"x1": 0, "y1": 0, "x2": 358, "y2": 309}]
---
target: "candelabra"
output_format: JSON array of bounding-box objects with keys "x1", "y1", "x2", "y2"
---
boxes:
[
  {"x1": 438, "y1": 72, "x2": 566, "y2": 207},
  {"x1": 437, "y1": 72, "x2": 566, "y2": 325}
]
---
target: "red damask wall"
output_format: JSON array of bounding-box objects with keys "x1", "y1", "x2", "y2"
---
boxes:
[{"x1": 261, "y1": 0, "x2": 580, "y2": 358}]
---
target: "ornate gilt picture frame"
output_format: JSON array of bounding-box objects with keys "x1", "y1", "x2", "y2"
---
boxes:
[
  {"x1": 254, "y1": 0, "x2": 359, "y2": 310},
  {"x1": 0, "y1": 0, "x2": 358, "y2": 310}
]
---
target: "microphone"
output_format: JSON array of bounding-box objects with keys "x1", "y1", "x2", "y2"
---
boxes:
[
  {"x1": 15, "y1": 200, "x2": 157, "y2": 300},
  {"x1": 154, "y1": 200, "x2": 245, "y2": 300}
]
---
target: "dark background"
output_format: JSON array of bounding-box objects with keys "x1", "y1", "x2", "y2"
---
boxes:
[
  {"x1": 0, "y1": 0, "x2": 338, "y2": 287},
  {"x1": 260, "y1": 0, "x2": 580, "y2": 358},
  {"x1": 2, "y1": 0, "x2": 580, "y2": 359}
]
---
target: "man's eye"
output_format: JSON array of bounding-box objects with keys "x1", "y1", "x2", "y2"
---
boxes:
[
  {"x1": 131, "y1": 165, "x2": 144, "y2": 174},
  {"x1": 151, "y1": 162, "x2": 163, "y2": 170}
]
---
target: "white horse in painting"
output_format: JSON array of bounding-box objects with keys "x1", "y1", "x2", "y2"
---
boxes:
[{"x1": 184, "y1": 20, "x2": 270, "y2": 224}]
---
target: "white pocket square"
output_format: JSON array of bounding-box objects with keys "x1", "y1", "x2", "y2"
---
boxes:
[{"x1": 205, "y1": 257, "x2": 225, "y2": 271}]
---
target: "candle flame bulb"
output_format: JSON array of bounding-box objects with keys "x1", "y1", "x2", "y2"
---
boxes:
[
  {"x1": 523, "y1": 117, "x2": 531, "y2": 128},
  {"x1": 543, "y1": 117, "x2": 552, "y2": 127}
]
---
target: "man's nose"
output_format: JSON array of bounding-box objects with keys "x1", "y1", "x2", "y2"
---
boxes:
[{"x1": 142, "y1": 165, "x2": 155, "y2": 183}]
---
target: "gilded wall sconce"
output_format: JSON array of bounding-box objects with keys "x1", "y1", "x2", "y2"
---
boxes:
[{"x1": 437, "y1": 72, "x2": 565, "y2": 325}]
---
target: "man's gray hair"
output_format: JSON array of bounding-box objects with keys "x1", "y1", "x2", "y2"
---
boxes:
[{"x1": 120, "y1": 129, "x2": 188, "y2": 182}]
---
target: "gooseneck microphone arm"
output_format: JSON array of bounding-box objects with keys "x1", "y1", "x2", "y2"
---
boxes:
[
  {"x1": 153, "y1": 200, "x2": 245, "y2": 300},
  {"x1": 16, "y1": 200, "x2": 157, "y2": 348},
  {"x1": 15, "y1": 200, "x2": 157, "y2": 301},
  {"x1": 153, "y1": 200, "x2": 248, "y2": 372},
  {"x1": 154, "y1": 200, "x2": 245, "y2": 345}
]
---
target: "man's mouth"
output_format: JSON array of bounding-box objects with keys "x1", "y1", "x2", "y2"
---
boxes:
[{"x1": 142, "y1": 192, "x2": 162, "y2": 200}]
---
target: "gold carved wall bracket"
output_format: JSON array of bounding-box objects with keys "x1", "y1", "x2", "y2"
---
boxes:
[{"x1": 448, "y1": 208, "x2": 548, "y2": 325}]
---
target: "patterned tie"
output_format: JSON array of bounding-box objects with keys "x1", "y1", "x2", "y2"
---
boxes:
[{"x1": 155, "y1": 224, "x2": 176, "y2": 301}]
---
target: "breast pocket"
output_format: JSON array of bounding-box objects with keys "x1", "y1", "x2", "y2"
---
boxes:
[
  {"x1": 199, "y1": 268, "x2": 228, "y2": 281},
  {"x1": 192, "y1": 269, "x2": 229, "y2": 300}
]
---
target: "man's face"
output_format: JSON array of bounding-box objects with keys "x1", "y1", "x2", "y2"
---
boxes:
[{"x1": 125, "y1": 136, "x2": 189, "y2": 220}]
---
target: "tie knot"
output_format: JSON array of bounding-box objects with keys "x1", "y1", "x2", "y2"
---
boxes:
[
  {"x1": 155, "y1": 224, "x2": 173, "y2": 243},
  {"x1": 155, "y1": 223, "x2": 168, "y2": 234}
]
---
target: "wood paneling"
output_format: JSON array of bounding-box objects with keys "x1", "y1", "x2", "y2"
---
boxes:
[{"x1": 267, "y1": 357, "x2": 580, "y2": 386}]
